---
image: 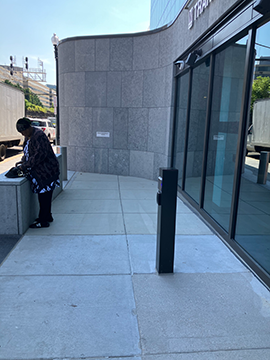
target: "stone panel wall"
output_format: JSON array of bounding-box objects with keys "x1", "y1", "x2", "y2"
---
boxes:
[{"x1": 58, "y1": 0, "x2": 239, "y2": 180}]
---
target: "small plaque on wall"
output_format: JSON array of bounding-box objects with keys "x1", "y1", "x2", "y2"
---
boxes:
[
  {"x1": 213, "y1": 135, "x2": 224, "y2": 141},
  {"x1": 96, "y1": 132, "x2": 110, "y2": 138}
]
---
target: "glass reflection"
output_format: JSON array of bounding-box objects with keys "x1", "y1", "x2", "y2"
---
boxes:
[
  {"x1": 173, "y1": 72, "x2": 189, "y2": 187},
  {"x1": 235, "y1": 22, "x2": 270, "y2": 275},
  {"x1": 185, "y1": 58, "x2": 210, "y2": 203},
  {"x1": 204, "y1": 36, "x2": 248, "y2": 231}
]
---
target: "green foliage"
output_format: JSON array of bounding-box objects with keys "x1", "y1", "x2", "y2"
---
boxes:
[
  {"x1": 4, "y1": 79, "x2": 23, "y2": 91},
  {"x1": 24, "y1": 88, "x2": 43, "y2": 107},
  {"x1": 25, "y1": 99, "x2": 46, "y2": 113},
  {"x1": 25, "y1": 99, "x2": 32, "y2": 108},
  {"x1": 25, "y1": 100, "x2": 54, "y2": 117},
  {"x1": 251, "y1": 76, "x2": 270, "y2": 111}
]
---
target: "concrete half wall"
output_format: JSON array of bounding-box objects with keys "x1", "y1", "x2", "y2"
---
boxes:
[
  {"x1": 58, "y1": 0, "x2": 239, "y2": 180},
  {"x1": 0, "y1": 154, "x2": 63, "y2": 235}
]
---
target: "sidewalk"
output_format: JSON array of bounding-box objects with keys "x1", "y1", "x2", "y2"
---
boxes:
[{"x1": 0, "y1": 172, "x2": 270, "y2": 359}]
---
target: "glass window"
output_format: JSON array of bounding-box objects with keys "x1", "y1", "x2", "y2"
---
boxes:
[
  {"x1": 185, "y1": 57, "x2": 210, "y2": 203},
  {"x1": 235, "y1": 22, "x2": 270, "y2": 275},
  {"x1": 150, "y1": 0, "x2": 186, "y2": 29},
  {"x1": 173, "y1": 72, "x2": 189, "y2": 187},
  {"x1": 203, "y1": 36, "x2": 248, "y2": 231}
]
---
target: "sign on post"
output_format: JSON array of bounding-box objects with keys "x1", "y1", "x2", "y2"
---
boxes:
[{"x1": 53, "y1": 96, "x2": 57, "y2": 115}]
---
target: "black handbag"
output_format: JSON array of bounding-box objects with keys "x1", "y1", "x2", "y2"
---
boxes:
[{"x1": 5, "y1": 167, "x2": 26, "y2": 178}]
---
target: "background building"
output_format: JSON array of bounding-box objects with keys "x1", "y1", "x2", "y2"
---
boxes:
[
  {"x1": 254, "y1": 56, "x2": 270, "y2": 78},
  {"x1": 58, "y1": 0, "x2": 270, "y2": 288},
  {"x1": 0, "y1": 65, "x2": 56, "y2": 108}
]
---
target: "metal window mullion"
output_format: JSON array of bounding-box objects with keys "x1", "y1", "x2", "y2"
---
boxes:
[
  {"x1": 200, "y1": 54, "x2": 215, "y2": 208},
  {"x1": 170, "y1": 71, "x2": 180, "y2": 168},
  {"x1": 182, "y1": 68, "x2": 193, "y2": 190},
  {"x1": 229, "y1": 27, "x2": 257, "y2": 239}
]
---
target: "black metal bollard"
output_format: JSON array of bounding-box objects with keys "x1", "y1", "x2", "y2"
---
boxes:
[
  {"x1": 156, "y1": 168, "x2": 178, "y2": 274},
  {"x1": 257, "y1": 151, "x2": 270, "y2": 185}
]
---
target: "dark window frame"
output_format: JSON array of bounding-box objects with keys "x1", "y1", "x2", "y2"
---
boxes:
[{"x1": 171, "y1": 13, "x2": 270, "y2": 289}]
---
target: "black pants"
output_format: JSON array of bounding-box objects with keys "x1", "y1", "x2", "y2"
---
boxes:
[{"x1": 38, "y1": 191, "x2": 53, "y2": 223}]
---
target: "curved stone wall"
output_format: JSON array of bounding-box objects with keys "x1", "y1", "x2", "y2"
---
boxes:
[{"x1": 58, "y1": 0, "x2": 238, "y2": 180}]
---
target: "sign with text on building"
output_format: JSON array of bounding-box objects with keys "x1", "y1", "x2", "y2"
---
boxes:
[
  {"x1": 188, "y1": 0, "x2": 215, "y2": 29},
  {"x1": 96, "y1": 131, "x2": 110, "y2": 138}
]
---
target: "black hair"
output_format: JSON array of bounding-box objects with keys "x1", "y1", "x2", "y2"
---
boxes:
[{"x1": 16, "y1": 117, "x2": 31, "y2": 132}]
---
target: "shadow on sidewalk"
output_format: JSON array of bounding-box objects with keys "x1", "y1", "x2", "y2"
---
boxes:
[{"x1": 0, "y1": 235, "x2": 21, "y2": 265}]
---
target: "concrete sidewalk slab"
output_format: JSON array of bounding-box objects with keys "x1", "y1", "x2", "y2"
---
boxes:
[
  {"x1": 56, "y1": 188, "x2": 120, "y2": 200},
  {"x1": 124, "y1": 213, "x2": 157, "y2": 234},
  {"x1": 120, "y1": 189, "x2": 157, "y2": 200},
  {"x1": 175, "y1": 200, "x2": 194, "y2": 213},
  {"x1": 133, "y1": 272, "x2": 270, "y2": 355},
  {"x1": 127, "y1": 235, "x2": 248, "y2": 274},
  {"x1": 52, "y1": 198, "x2": 122, "y2": 213},
  {"x1": 0, "y1": 275, "x2": 140, "y2": 359},
  {"x1": 119, "y1": 180, "x2": 157, "y2": 189},
  {"x1": 74, "y1": 172, "x2": 118, "y2": 181},
  {"x1": 141, "y1": 350, "x2": 270, "y2": 359},
  {"x1": 123, "y1": 213, "x2": 213, "y2": 235},
  {"x1": 1, "y1": 173, "x2": 269, "y2": 360},
  {"x1": 0, "y1": 234, "x2": 21, "y2": 265},
  {"x1": 70, "y1": 180, "x2": 119, "y2": 190},
  {"x1": 122, "y1": 199, "x2": 158, "y2": 213},
  {"x1": 119, "y1": 175, "x2": 156, "y2": 184},
  {"x1": 26, "y1": 213, "x2": 125, "y2": 235},
  {"x1": 0, "y1": 235, "x2": 131, "y2": 275},
  {"x1": 175, "y1": 213, "x2": 213, "y2": 235},
  {"x1": 121, "y1": 194, "x2": 191, "y2": 214}
]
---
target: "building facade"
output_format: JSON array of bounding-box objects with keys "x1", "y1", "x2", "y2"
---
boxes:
[
  {"x1": 150, "y1": 0, "x2": 187, "y2": 29},
  {"x1": 0, "y1": 66, "x2": 56, "y2": 108},
  {"x1": 58, "y1": 0, "x2": 270, "y2": 288}
]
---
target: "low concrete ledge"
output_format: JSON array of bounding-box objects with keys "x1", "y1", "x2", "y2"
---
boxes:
[{"x1": 0, "y1": 153, "x2": 63, "y2": 235}]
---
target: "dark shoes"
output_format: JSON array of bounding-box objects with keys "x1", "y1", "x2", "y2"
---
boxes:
[
  {"x1": 29, "y1": 221, "x2": 50, "y2": 228},
  {"x1": 34, "y1": 216, "x2": 54, "y2": 223},
  {"x1": 30, "y1": 215, "x2": 53, "y2": 228}
]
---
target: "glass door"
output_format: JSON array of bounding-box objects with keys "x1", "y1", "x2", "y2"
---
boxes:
[
  {"x1": 185, "y1": 57, "x2": 210, "y2": 204},
  {"x1": 235, "y1": 22, "x2": 270, "y2": 275},
  {"x1": 203, "y1": 36, "x2": 248, "y2": 232}
]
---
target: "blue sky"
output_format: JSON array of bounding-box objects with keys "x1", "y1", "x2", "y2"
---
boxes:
[{"x1": 0, "y1": 0, "x2": 150, "y2": 85}]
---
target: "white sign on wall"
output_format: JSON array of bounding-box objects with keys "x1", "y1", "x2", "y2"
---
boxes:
[
  {"x1": 213, "y1": 135, "x2": 224, "y2": 141},
  {"x1": 188, "y1": 0, "x2": 214, "y2": 30},
  {"x1": 96, "y1": 131, "x2": 110, "y2": 138}
]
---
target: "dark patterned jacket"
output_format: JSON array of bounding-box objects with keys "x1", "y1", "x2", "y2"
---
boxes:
[{"x1": 21, "y1": 127, "x2": 60, "y2": 189}]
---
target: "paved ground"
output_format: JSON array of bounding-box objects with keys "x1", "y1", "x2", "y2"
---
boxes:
[
  {"x1": 0, "y1": 148, "x2": 22, "y2": 174},
  {"x1": 0, "y1": 171, "x2": 270, "y2": 359}
]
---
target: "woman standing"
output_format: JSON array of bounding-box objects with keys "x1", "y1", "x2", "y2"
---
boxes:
[{"x1": 16, "y1": 117, "x2": 60, "y2": 228}]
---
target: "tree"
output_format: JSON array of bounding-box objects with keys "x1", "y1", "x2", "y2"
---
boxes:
[
  {"x1": 251, "y1": 76, "x2": 270, "y2": 112},
  {"x1": 23, "y1": 87, "x2": 43, "y2": 107},
  {"x1": 4, "y1": 79, "x2": 23, "y2": 90}
]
